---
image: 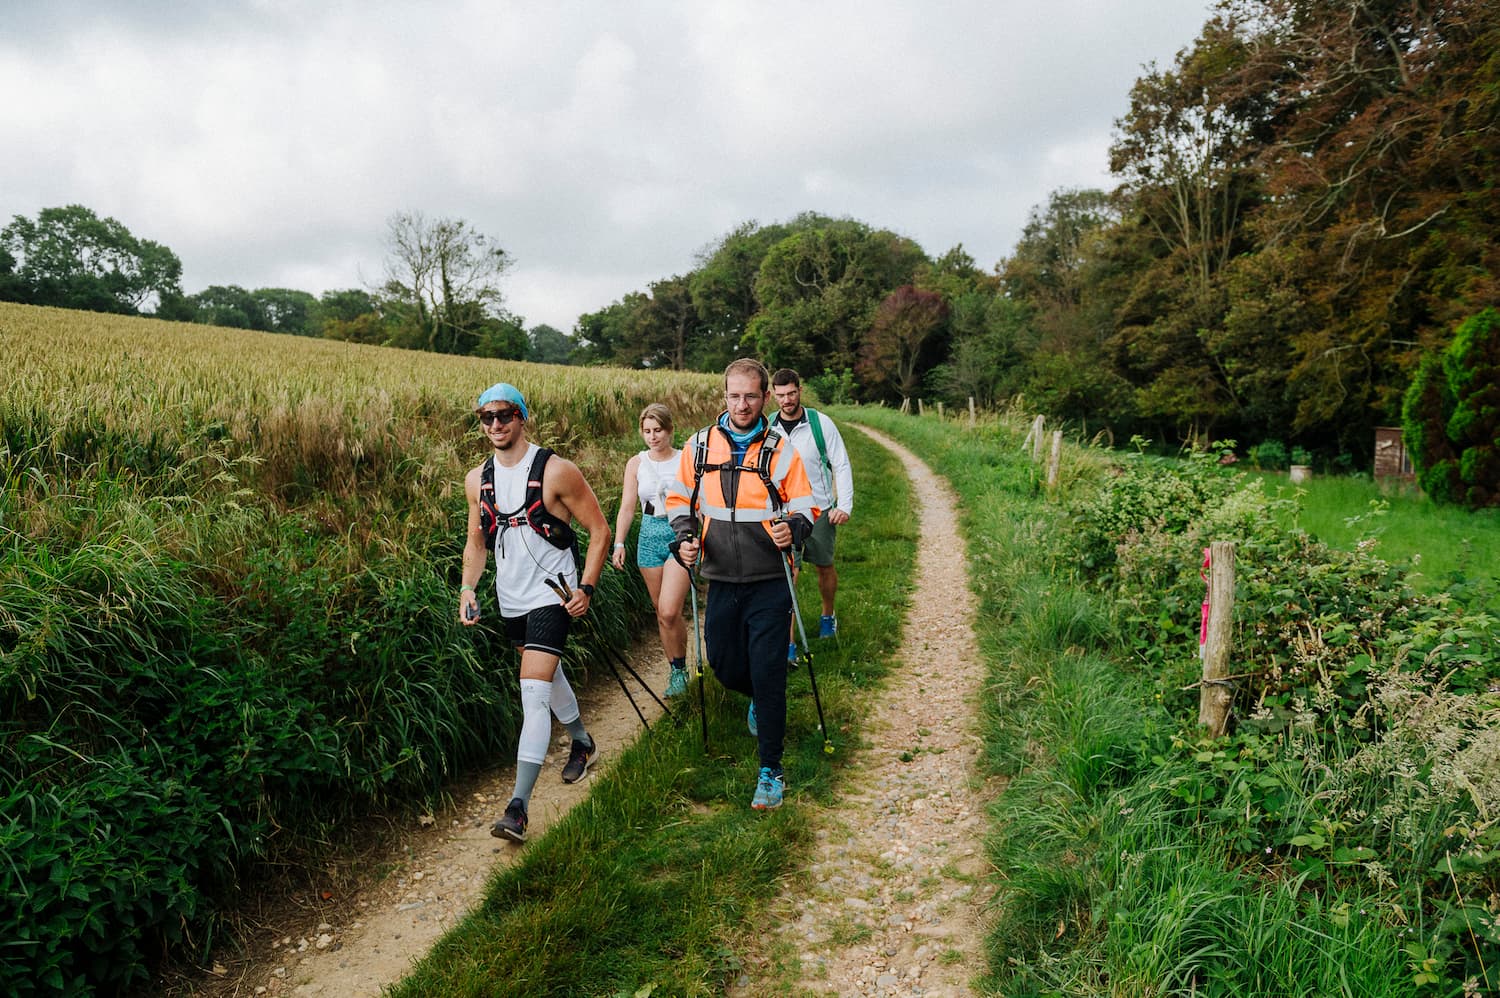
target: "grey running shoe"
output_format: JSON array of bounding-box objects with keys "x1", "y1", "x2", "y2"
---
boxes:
[
  {"x1": 491, "y1": 797, "x2": 528, "y2": 842},
  {"x1": 561, "y1": 737, "x2": 597, "y2": 783}
]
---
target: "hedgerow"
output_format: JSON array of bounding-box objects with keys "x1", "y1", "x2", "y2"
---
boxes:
[{"x1": 1061, "y1": 442, "x2": 1500, "y2": 992}]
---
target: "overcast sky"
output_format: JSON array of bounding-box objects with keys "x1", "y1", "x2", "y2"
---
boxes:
[{"x1": 3, "y1": 1, "x2": 1213, "y2": 333}]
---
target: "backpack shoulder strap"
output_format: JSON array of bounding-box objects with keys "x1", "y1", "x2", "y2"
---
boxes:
[
  {"x1": 687, "y1": 426, "x2": 716, "y2": 519},
  {"x1": 805, "y1": 408, "x2": 831, "y2": 473},
  {"x1": 757, "y1": 428, "x2": 786, "y2": 514},
  {"x1": 522, "y1": 447, "x2": 578, "y2": 551},
  {"x1": 479, "y1": 455, "x2": 499, "y2": 543}
]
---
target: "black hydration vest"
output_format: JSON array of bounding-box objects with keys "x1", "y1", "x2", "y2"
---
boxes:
[{"x1": 478, "y1": 448, "x2": 577, "y2": 552}]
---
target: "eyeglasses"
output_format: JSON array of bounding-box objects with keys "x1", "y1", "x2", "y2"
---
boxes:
[
  {"x1": 725, "y1": 393, "x2": 764, "y2": 406},
  {"x1": 479, "y1": 408, "x2": 520, "y2": 426}
]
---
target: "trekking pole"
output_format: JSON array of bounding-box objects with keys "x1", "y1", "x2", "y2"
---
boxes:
[
  {"x1": 601, "y1": 642, "x2": 675, "y2": 721},
  {"x1": 546, "y1": 575, "x2": 661, "y2": 731},
  {"x1": 605, "y1": 648, "x2": 652, "y2": 730},
  {"x1": 777, "y1": 528, "x2": 833, "y2": 755},
  {"x1": 674, "y1": 548, "x2": 710, "y2": 752}
]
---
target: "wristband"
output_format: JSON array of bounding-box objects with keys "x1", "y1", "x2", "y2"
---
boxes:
[
  {"x1": 460, "y1": 584, "x2": 475, "y2": 593},
  {"x1": 613, "y1": 542, "x2": 625, "y2": 549}
]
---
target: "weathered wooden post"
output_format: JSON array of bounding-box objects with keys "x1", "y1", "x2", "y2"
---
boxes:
[
  {"x1": 1046, "y1": 430, "x2": 1063, "y2": 488},
  {"x1": 900, "y1": 397, "x2": 910, "y2": 414},
  {"x1": 1030, "y1": 415, "x2": 1045, "y2": 462},
  {"x1": 1199, "y1": 541, "x2": 1237, "y2": 737},
  {"x1": 937, "y1": 401, "x2": 944, "y2": 420},
  {"x1": 917, "y1": 398, "x2": 925, "y2": 416},
  {"x1": 968, "y1": 396, "x2": 976, "y2": 428}
]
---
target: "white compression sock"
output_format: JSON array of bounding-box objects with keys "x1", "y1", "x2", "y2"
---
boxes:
[
  {"x1": 513, "y1": 679, "x2": 552, "y2": 802},
  {"x1": 549, "y1": 665, "x2": 590, "y2": 744}
]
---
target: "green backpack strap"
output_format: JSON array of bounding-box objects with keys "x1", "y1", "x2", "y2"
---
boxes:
[{"x1": 805, "y1": 408, "x2": 835, "y2": 502}]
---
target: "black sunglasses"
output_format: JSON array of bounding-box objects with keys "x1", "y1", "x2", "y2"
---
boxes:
[{"x1": 479, "y1": 408, "x2": 521, "y2": 426}]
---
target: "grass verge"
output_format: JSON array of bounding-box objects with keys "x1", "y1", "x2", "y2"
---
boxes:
[{"x1": 1242, "y1": 469, "x2": 1499, "y2": 591}]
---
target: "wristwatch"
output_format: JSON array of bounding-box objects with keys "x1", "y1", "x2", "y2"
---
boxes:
[{"x1": 578, "y1": 583, "x2": 595, "y2": 598}]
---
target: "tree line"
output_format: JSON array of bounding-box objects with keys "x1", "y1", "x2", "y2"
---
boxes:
[
  {"x1": 0, "y1": 207, "x2": 574, "y2": 364},
  {"x1": 4, "y1": 0, "x2": 1495, "y2": 476},
  {"x1": 579, "y1": 0, "x2": 1498, "y2": 475}
]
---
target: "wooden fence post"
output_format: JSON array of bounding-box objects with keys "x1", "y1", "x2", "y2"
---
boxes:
[
  {"x1": 917, "y1": 398, "x2": 925, "y2": 416},
  {"x1": 1046, "y1": 431, "x2": 1063, "y2": 487},
  {"x1": 1199, "y1": 541, "x2": 1237, "y2": 737},
  {"x1": 937, "y1": 401, "x2": 944, "y2": 419},
  {"x1": 1030, "y1": 415, "x2": 1045, "y2": 461},
  {"x1": 968, "y1": 397, "x2": 976, "y2": 428}
]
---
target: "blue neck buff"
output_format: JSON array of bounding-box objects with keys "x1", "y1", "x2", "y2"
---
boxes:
[{"x1": 718, "y1": 412, "x2": 766, "y2": 461}]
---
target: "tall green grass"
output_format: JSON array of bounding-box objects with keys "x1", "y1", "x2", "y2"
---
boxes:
[{"x1": 1, "y1": 304, "x2": 729, "y2": 994}]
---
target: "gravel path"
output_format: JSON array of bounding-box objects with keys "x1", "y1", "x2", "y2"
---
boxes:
[
  {"x1": 183, "y1": 641, "x2": 679, "y2": 997},
  {"x1": 735, "y1": 425, "x2": 998, "y2": 996},
  {"x1": 185, "y1": 424, "x2": 996, "y2": 997}
]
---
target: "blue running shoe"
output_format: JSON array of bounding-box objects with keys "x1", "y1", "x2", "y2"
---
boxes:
[
  {"x1": 787, "y1": 642, "x2": 798, "y2": 664},
  {"x1": 747, "y1": 700, "x2": 757, "y2": 736},
  {"x1": 751, "y1": 767, "x2": 784, "y2": 810},
  {"x1": 664, "y1": 666, "x2": 689, "y2": 698},
  {"x1": 819, "y1": 615, "x2": 837, "y2": 638}
]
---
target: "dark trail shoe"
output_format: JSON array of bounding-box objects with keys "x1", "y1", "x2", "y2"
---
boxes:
[
  {"x1": 561, "y1": 737, "x2": 597, "y2": 784},
  {"x1": 491, "y1": 797, "x2": 528, "y2": 843}
]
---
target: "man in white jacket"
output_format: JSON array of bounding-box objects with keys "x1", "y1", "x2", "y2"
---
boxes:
[{"x1": 770, "y1": 369, "x2": 854, "y2": 646}]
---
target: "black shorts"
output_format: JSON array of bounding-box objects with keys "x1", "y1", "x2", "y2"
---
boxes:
[{"x1": 501, "y1": 604, "x2": 571, "y2": 658}]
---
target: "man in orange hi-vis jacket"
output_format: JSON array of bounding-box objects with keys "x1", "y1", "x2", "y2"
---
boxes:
[{"x1": 666, "y1": 358, "x2": 819, "y2": 811}]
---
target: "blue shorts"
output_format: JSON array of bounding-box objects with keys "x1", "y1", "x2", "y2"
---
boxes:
[{"x1": 636, "y1": 515, "x2": 675, "y2": 569}]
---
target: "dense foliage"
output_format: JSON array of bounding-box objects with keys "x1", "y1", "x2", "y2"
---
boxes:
[
  {"x1": 0, "y1": 205, "x2": 182, "y2": 314},
  {"x1": 576, "y1": 0, "x2": 1499, "y2": 479},
  {"x1": 1404, "y1": 308, "x2": 1500, "y2": 509},
  {"x1": 1060, "y1": 443, "x2": 1499, "y2": 992}
]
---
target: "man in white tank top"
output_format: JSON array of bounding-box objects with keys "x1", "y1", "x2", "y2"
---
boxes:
[{"x1": 457, "y1": 383, "x2": 612, "y2": 842}]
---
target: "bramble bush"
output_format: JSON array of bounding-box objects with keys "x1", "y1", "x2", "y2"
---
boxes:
[{"x1": 1064, "y1": 443, "x2": 1500, "y2": 992}]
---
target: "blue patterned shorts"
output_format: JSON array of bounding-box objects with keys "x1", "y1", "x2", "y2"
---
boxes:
[{"x1": 636, "y1": 515, "x2": 676, "y2": 568}]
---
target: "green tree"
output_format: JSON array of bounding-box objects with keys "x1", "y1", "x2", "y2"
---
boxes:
[
  {"x1": 1402, "y1": 308, "x2": 1500, "y2": 508},
  {"x1": 573, "y1": 294, "x2": 646, "y2": 367},
  {"x1": 1218, "y1": 0, "x2": 1500, "y2": 451},
  {"x1": 469, "y1": 309, "x2": 530, "y2": 360},
  {"x1": 380, "y1": 211, "x2": 513, "y2": 355},
  {"x1": 636, "y1": 275, "x2": 703, "y2": 370},
  {"x1": 184, "y1": 285, "x2": 266, "y2": 329},
  {"x1": 528, "y1": 324, "x2": 574, "y2": 365},
  {"x1": 0, "y1": 204, "x2": 183, "y2": 313},
  {"x1": 688, "y1": 219, "x2": 799, "y2": 369},
  {"x1": 746, "y1": 217, "x2": 927, "y2": 378},
  {"x1": 252, "y1": 288, "x2": 320, "y2": 335},
  {"x1": 319, "y1": 288, "x2": 379, "y2": 323}
]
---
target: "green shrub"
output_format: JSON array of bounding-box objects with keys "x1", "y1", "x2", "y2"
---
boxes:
[
  {"x1": 1403, "y1": 307, "x2": 1500, "y2": 509},
  {"x1": 1251, "y1": 439, "x2": 1288, "y2": 470}
]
